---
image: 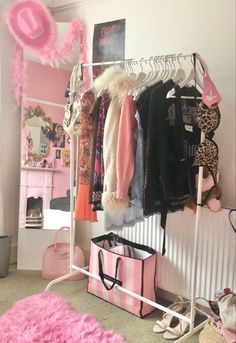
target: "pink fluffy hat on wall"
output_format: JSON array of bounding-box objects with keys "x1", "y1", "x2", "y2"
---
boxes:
[
  {"x1": 6, "y1": 0, "x2": 56, "y2": 52},
  {"x1": 5, "y1": 0, "x2": 88, "y2": 105}
]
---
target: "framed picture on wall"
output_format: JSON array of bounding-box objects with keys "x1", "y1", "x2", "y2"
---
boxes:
[
  {"x1": 55, "y1": 149, "x2": 61, "y2": 159},
  {"x1": 92, "y1": 19, "x2": 125, "y2": 79},
  {"x1": 52, "y1": 123, "x2": 65, "y2": 148},
  {"x1": 62, "y1": 149, "x2": 70, "y2": 167}
]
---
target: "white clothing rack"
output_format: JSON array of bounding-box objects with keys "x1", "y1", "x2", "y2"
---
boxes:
[{"x1": 46, "y1": 53, "x2": 208, "y2": 342}]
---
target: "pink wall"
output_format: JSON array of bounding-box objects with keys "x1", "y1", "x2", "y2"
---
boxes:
[
  {"x1": 24, "y1": 60, "x2": 71, "y2": 104},
  {"x1": 22, "y1": 61, "x2": 71, "y2": 199}
]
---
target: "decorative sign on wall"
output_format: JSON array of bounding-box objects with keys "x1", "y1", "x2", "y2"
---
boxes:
[
  {"x1": 52, "y1": 123, "x2": 65, "y2": 148},
  {"x1": 92, "y1": 19, "x2": 125, "y2": 79},
  {"x1": 55, "y1": 150, "x2": 61, "y2": 159}
]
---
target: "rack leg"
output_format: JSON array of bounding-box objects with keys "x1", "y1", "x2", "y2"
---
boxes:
[
  {"x1": 174, "y1": 319, "x2": 207, "y2": 342},
  {"x1": 45, "y1": 267, "x2": 89, "y2": 291},
  {"x1": 190, "y1": 131, "x2": 205, "y2": 331},
  {"x1": 46, "y1": 273, "x2": 73, "y2": 291}
]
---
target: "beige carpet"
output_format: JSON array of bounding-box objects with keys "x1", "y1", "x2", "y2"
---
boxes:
[{"x1": 0, "y1": 265, "x2": 202, "y2": 342}]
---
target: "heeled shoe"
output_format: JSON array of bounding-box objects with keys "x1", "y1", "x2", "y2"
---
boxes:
[
  {"x1": 153, "y1": 296, "x2": 185, "y2": 333},
  {"x1": 163, "y1": 305, "x2": 193, "y2": 340}
]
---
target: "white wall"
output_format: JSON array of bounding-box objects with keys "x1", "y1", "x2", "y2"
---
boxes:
[
  {"x1": 55, "y1": 0, "x2": 236, "y2": 212},
  {"x1": 0, "y1": 2, "x2": 21, "y2": 257}
]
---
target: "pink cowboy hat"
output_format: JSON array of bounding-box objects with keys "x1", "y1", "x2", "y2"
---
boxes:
[{"x1": 6, "y1": 0, "x2": 56, "y2": 51}]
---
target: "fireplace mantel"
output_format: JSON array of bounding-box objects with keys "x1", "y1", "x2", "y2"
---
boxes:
[
  {"x1": 19, "y1": 167, "x2": 59, "y2": 228},
  {"x1": 21, "y1": 166, "x2": 59, "y2": 172}
]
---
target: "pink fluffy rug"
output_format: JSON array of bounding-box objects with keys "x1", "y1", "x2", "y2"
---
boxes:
[{"x1": 0, "y1": 292, "x2": 127, "y2": 343}]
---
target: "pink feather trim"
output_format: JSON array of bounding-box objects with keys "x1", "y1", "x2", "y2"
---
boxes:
[
  {"x1": 12, "y1": 44, "x2": 25, "y2": 106},
  {"x1": 12, "y1": 20, "x2": 88, "y2": 106},
  {"x1": 40, "y1": 21, "x2": 85, "y2": 65}
]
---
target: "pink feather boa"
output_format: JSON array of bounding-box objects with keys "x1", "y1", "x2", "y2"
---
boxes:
[
  {"x1": 13, "y1": 44, "x2": 25, "y2": 107},
  {"x1": 12, "y1": 20, "x2": 89, "y2": 106}
]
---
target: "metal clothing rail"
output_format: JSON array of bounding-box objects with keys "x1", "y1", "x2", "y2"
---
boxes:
[
  {"x1": 46, "y1": 53, "x2": 207, "y2": 342},
  {"x1": 81, "y1": 53, "x2": 193, "y2": 67}
]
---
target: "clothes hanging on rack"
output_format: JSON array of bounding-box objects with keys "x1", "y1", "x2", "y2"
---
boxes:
[
  {"x1": 143, "y1": 82, "x2": 202, "y2": 216},
  {"x1": 102, "y1": 72, "x2": 144, "y2": 229},
  {"x1": 74, "y1": 66, "x2": 124, "y2": 221},
  {"x1": 90, "y1": 92, "x2": 110, "y2": 211},
  {"x1": 88, "y1": 95, "x2": 103, "y2": 204},
  {"x1": 74, "y1": 90, "x2": 97, "y2": 222},
  {"x1": 102, "y1": 72, "x2": 137, "y2": 213},
  {"x1": 73, "y1": 54, "x2": 221, "y2": 238}
]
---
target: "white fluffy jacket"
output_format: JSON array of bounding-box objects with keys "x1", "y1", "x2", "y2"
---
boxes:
[{"x1": 102, "y1": 72, "x2": 137, "y2": 214}]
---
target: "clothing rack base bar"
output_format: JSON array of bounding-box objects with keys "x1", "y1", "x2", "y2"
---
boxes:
[
  {"x1": 45, "y1": 272, "x2": 73, "y2": 291},
  {"x1": 45, "y1": 266, "x2": 89, "y2": 291},
  {"x1": 46, "y1": 263, "x2": 206, "y2": 342},
  {"x1": 174, "y1": 320, "x2": 207, "y2": 342},
  {"x1": 72, "y1": 264, "x2": 191, "y2": 323}
]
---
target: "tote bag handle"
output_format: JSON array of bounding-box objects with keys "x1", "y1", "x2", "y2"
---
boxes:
[
  {"x1": 54, "y1": 227, "x2": 70, "y2": 249},
  {"x1": 229, "y1": 209, "x2": 236, "y2": 234},
  {"x1": 98, "y1": 250, "x2": 122, "y2": 290}
]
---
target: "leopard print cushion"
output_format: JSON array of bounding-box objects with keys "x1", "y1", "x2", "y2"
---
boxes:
[
  {"x1": 194, "y1": 139, "x2": 219, "y2": 183},
  {"x1": 196, "y1": 102, "x2": 220, "y2": 133}
]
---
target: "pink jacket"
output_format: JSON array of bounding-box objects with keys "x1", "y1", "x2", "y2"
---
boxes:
[
  {"x1": 102, "y1": 74, "x2": 137, "y2": 214},
  {"x1": 116, "y1": 94, "x2": 137, "y2": 200}
]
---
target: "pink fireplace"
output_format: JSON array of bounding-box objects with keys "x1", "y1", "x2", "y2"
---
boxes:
[
  {"x1": 19, "y1": 166, "x2": 58, "y2": 228},
  {"x1": 26, "y1": 196, "x2": 43, "y2": 228}
]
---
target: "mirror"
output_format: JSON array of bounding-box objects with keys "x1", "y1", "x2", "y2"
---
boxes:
[
  {"x1": 22, "y1": 105, "x2": 52, "y2": 163},
  {"x1": 18, "y1": 22, "x2": 80, "y2": 239},
  {"x1": 17, "y1": 21, "x2": 82, "y2": 270}
]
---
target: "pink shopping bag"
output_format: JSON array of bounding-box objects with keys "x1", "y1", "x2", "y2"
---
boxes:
[{"x1": 88, "y1": 232, "x2": 158, "y2": 317}]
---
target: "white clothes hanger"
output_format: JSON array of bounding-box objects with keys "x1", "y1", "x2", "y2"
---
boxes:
[
  {"x1": 127, "y1": 59, "x2": 136, "y2": 79},
  {"x1": 162, "y1": 56, "x2": 173, "y2": 82},
  {"x1": 135, "y1": 58, "x2": 147, "y2": 82},
  {"x1": 145, "y1": 56, "x2": 161, "y2": 86},
  {"x1": 158, "y1": 55, "x2": 175, "y2": 83},
  {"x1": 166, "y1": 56, "x2": 203, "y2": 99},
  {"x1": 133, "y1": 56, "x2": 163, "y2": 99},
  {"x1": 128, "y1": 57, "x2": 148, "y2": 96},
  {"x1": 172, "y1": 54, "x2": 186, "y2": 83},
  {"x1": 156, "y1": 56, "x2": 168, "y2": 82},
  {"x1": 144, "y1": 57, "x2": 155, "y2": 82},
  {"x1": 178, "y1": 68, "x2": 203, "y2": 89},
  {"x1": 167, "y1": 56, "x2": 177, "y2": 80}
]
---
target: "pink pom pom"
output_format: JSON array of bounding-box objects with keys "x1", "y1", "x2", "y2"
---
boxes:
[{"x1": 207, "y1": 198, "x2": 221, "y2": 212}]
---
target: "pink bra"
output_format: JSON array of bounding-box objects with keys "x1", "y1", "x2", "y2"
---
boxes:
[{"x1": 195, "y1": 53, "x2": 221, "y2": 109}]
